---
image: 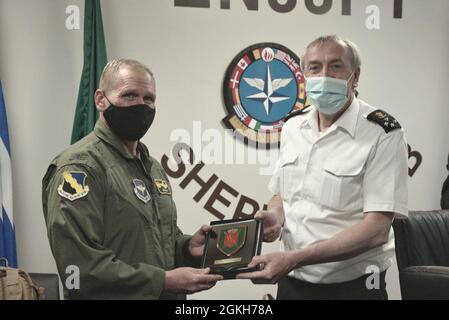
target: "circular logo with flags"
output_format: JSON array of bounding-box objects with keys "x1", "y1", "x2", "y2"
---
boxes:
[{"x1": 222, "y1": 43, "x2": 306, "y2": 148}]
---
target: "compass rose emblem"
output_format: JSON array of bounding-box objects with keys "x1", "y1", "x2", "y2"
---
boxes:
[{"x1": 222, "y1": 43, "x2": 306, "y2": 148}]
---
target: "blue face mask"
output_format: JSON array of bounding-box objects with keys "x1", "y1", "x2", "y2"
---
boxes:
[{"x1": 306, "y1": 74, "x2": 353, "y2": 115}]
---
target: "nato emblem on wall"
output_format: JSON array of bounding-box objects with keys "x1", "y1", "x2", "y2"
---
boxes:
[{"x1": 222, "y1": 43, "x2": 306, "y2": 148}]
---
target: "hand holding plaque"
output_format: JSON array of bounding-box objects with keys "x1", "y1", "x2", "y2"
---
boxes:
[{"x1": 200, "y1": 219, "x2": 263, "y2": 279}]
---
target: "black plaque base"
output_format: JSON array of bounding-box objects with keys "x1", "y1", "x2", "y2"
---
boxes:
[{"x1": 201, "y1": 218, "x2": 263, "y2": 279}]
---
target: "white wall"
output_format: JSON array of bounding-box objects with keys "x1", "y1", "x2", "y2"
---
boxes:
[
  {"x1": 0, "y1": 0, "x2": 84, "y2": 273},
  {"x1": 1, "y1": 0, "x2": 448, "y2": 300}
]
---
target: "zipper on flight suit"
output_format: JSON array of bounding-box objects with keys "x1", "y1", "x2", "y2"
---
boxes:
[{"x1": 134, "y1": 156, "x2": 168, "y2": 266}]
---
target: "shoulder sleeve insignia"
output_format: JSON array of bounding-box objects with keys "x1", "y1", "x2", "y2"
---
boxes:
[
  {"x1": 154, "y1": 179, "x2": 171, "y2": 195},
  {"x1": 284, "y1": 106, "x2": 311, "y2": 123},
  {"x1": 57, "y1": 171, "x2": 90, "y2": 201},
  {"x1": 367, "y1": 109, "x2": 401, "y2": 133}
]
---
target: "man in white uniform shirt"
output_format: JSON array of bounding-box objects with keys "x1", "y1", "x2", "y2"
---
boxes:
[{"x1": 237, "y1": 35, "x2": 408, "y2": 300}]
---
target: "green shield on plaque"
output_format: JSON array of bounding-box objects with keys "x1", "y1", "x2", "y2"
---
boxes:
[{"x1": 217, "y1": 226, "x2": 247, "y2": 257}]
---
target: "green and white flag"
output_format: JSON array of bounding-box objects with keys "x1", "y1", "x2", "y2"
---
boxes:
[{"x1": 71, "y1": 0, "x2": 107, "y2": 144}]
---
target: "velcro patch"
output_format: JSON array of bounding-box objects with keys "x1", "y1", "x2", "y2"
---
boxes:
[
  {"x1": 57, "y1": 171, "x2": 89, "y2": 201},
  {"x1": 133, "y1": 179, "x2": 151, "y2": 203},
  {"x1": 154, "y1": 179, "x2": 171, "y2": 195}
]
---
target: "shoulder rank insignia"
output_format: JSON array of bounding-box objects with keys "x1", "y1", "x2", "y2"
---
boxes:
[
  {"x1": 367, "y1": 109, "x2": 401, "y2": 133},
  {"x1": 133, "y1": 179, "x2": 151, "y2": 203},
  {"x1": 284, "y1": 106, "x2": 311, "y2": 123},
  {"x1": 58, "y1": 171, "x2": 89, "y2": 201},
  {"x1": 154, "y1": 179, "x2": 171, "y2": 195}
]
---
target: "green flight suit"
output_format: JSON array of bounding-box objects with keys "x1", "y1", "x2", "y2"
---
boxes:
[{"x1": 42, "y1": 119, "x2": 197, "y2": 299}]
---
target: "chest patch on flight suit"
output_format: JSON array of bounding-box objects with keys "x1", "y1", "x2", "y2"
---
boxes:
[
  {"x1": 367, "y1": 109, "x2": 401, "y2": 133},
  {"x1": 57, "y1": 171, "x2": 90, "y2": 201},
  {"x1": 154, "y1": 179, "x2": 171, "y2": 195},
  {"x1": 133, "y1": 179, "x2": 151, "y2": 203}
]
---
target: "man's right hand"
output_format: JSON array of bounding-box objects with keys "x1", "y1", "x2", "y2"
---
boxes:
[
  {"x1": 164, "y1": 267, "x2": 223, "y2": 294},
  {"x1": 255, "y1": 195, "x2": 285, "y2": 242}
]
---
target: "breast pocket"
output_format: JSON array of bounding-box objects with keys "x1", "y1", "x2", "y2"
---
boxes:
[
  {"x1": 279, "y1": 151, "x2": 301, "y2": 202},
  {"x1": 153, "y1": 194, "x2": 176, "y2": 227},
  {"x1": 320, "y1": 160, "x2": 365, "y2": 211},
  {"x1": 111, "y1": 192, "x2": 153, "y2": 228}
]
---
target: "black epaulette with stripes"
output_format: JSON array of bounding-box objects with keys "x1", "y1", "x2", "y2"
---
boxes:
[
  {"x1": 367, "y1": 109, "x2": 401, "y2": 133},
  {"x1": 284, "y1": 106, "x2": 311, "y2": 123}
]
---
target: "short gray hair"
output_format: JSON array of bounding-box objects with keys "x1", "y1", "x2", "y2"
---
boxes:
[
  {"x1": 99, "y1": 59, "x2": 154, "y2": 91},
  {"x1": 300, "y1": 35, "x2": 361, "y2": 72}
]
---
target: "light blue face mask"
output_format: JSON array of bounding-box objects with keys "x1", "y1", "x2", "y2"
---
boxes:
[{"x1": 305, "y1": 74, "x2": 353, "y2": 115}]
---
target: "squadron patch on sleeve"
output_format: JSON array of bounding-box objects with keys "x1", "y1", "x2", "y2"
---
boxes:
[
  {"x1": 367, "y1": 109, "x2": 401, "y2": 133},
  {"x1": 154, "y1": 179, "x2": 171, "y2": 195},
  {"x1": 58, "y1": 171, "x2": 90, "y2": 201}
]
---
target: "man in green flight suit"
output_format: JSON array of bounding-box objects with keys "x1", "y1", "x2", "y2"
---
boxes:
[{"x1": 42, "y1": 59, "x2": 223, "y2": 299}]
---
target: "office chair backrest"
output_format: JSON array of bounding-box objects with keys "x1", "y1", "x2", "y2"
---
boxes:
[
  {"x1": 393, "y1": 210, "x2": 449, "y2": 299},
  {"x1": 393, "y1": 210, "x2": 449, "y2": 271}
]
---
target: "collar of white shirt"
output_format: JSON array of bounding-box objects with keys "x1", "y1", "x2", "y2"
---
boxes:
[{"x1": 299, "y1": 95, "x2": 360, "y2": 138}]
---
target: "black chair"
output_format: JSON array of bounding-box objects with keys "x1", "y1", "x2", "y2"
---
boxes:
[
  {"x1": 393, "y1": 210, "x2": 449, "y2": 300},
  {"x1": 29, "y1": 273, "x2": 60, "y2": 300}
]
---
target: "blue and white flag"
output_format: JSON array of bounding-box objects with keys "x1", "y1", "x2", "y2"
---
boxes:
[{"x1": 0, "y1": 81, "x2": 17, "y2": 268}]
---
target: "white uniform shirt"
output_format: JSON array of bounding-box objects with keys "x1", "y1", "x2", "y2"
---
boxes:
[{"x1": 269, "y1": 98, "x2": 408, "y2": 283}]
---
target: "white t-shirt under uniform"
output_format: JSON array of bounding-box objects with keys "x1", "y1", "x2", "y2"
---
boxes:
[{"x1": 268, "y1": 98, "x2": 408, "y2": 284}]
